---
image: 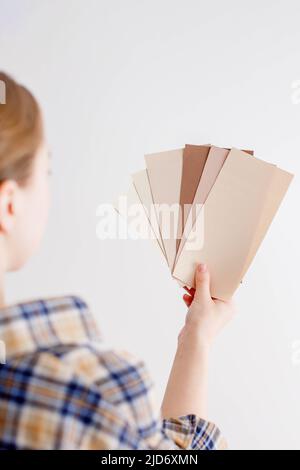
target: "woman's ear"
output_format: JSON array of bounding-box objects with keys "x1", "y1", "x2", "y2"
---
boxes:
[{"x1": 0, "y1": 180, "x2": 19, "y2": 234}]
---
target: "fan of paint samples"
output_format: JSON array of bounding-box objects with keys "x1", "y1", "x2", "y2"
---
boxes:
[{"x1": 115, "y1": 145, "x2": 293, "y2": 300}]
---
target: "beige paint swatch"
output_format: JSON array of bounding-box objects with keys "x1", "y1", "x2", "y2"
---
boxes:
[
  {"x1": 173, "y1": 148, "x2": 277, "y2": 300},
  {"x1": 145, "y1": 148, "x2": 183, "y2": 268}
]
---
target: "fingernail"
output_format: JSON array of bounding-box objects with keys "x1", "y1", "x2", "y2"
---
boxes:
[{"x1": 198, "y1": 263, "x2": 207, "y2": 273}]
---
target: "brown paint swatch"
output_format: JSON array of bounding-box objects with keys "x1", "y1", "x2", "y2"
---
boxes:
[{"x1": 177, "y1": 145, "x2": 210, "y2": 252}]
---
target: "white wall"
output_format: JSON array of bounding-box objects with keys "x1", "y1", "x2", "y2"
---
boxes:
[{"x1": 1, "y1": 0, "x2": 300, "y2": 450}]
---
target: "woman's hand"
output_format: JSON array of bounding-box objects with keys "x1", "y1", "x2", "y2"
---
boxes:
[
  {"x1": 161, "y1": 264, "x2": 236, "y2": 419},
  {"x1": 179, "y1": 264, "x2": 236, "y2": 349}
]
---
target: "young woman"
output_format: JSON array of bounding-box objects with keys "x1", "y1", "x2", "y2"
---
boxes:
[{"x1": 0, "y1": 72, "x2": 235, "y2": 450}]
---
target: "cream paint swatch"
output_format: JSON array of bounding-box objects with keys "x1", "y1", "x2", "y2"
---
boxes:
[
  {"x1": 145, "y1": 149, "x2": 183, "y2": 268},
  {"x1": 113, "y1": 183, "x2": 142, "y2": 221},
  {"x1": 132, "y1": 169, "x2": 167, "y2": 261},
  {"x1": 240, "y1": 167, "x2": 294, "y2": 280},
  {"x1": 114, "y1": 183, "x2": 164, "y2": 253},
  {"x1": 173, "y1": 148, "x2": 277, "y2": 300},
  {"x1": 175, "y1": 146, "x2": 230, "y2": 264}
]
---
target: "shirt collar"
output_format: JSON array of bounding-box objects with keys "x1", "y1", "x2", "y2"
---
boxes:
[{"x1": 0, "y1": 295, "x2": 101, "y2": 358}]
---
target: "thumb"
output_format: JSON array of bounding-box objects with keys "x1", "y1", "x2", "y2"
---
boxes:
[{"x1": 193, "y1": 263, "x2": 211, "y2": 303}]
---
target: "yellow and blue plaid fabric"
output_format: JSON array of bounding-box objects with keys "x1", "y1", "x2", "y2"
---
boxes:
[{"x1": 0, "y1": 295, "x2": 226, "y2": 450}]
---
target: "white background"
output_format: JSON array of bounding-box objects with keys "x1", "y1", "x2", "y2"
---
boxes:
[{"x1": 1, "y1": 0, "x2": 300, "y2": 450}]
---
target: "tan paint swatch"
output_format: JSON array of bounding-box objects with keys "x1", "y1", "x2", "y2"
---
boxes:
[
  {"x1": 240, "y1": 167, "x2": 294, "y2": 280},
  {"x1": 145, "y1": 149, "x2": 183, "y2": 268},
  {"x1": 173, "y1": 148, "x2": 277, "y2": 300}
]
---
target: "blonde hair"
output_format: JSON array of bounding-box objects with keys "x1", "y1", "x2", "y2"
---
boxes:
[{"x1": 0, "y1": 72, "x2": 43, "y2": 184}]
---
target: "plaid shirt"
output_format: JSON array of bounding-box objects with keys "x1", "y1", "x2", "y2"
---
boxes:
[{"x1": 0, "y1": 295, "x2": 226, "y2": 450}]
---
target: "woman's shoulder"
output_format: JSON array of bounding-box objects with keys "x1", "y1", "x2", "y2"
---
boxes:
[
  {"x1": 1, "y1": 293, "x2": 161, "y2": 445},
  {"x1": 6, "y1": 293, "x2": 154, "y2": 401},
  {"x1": 2, "y1": 292, "x2": 157, "y2": 420}
]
